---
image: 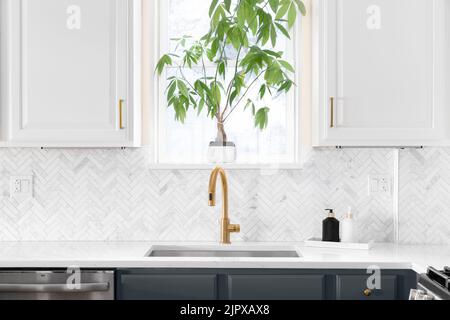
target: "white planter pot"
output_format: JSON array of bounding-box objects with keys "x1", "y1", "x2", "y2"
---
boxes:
[{"x1": 207, "y1": 142, "x2": 237, "y2": 164}]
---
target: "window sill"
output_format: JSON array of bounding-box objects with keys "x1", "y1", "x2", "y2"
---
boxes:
[{"x1": 146, "y1": 163, "x2": 304, "y2": 170}]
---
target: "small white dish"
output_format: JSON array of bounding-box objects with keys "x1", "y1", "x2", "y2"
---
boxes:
[{"x1": 304, "y1": 237, "x2": 374, "y2": 250}]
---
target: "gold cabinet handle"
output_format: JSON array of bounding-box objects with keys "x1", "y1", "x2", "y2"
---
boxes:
[
  {"x1": 330, "y1": 97, "x2": 334, "y2": 128},
  {"x1": 363, "y1": 288, "x2": 373, "y2": 297},
  {"x1": 119, "y1": 99, "x2": 125, "y2": 130}
]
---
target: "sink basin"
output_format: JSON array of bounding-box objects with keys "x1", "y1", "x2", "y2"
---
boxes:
[{"x1": 146, "y1": 245, "x2": 301, "y2": 258}]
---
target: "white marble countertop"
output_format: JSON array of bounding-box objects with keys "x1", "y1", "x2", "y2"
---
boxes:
[{"x1": 0, "y1": 242, "x2": 448, "y2": 274}]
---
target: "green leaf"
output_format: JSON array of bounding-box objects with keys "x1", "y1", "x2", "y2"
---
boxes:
[
  {"x1": 167, "y1": 80, "x2": 177, "y2": 98},
  {"x1": 244, "y1": 99, "x2": 256, "y2": 116},
  {"x1": 155, "y1": 54, "x2": 172, "y2": 75},
  {"x1": 288, "y1": 3, "x2": 297, "y2": 28},
  {"x1": 269, "y1": 0, "x2": 279, "y2": 13},
  {"x1": 237, "y1": 3, "x2": 246, "y2": 26},
  {"x1": 249, "y1": 16, "x2": 258, "y2": 35},
  {"x1": 218, "y1": 61, "x2": 226, "y2": 78},
  {"x1": 233, "y1": 73, "x2": 245, "y2": 95},
  {"x1": 170, "y1": 95, "x2": 187, "y2": 124},
  {"x1": 278, "y1": 79, "x2": 294, "y2": 92},
  {"x1": 270, "y1": 24, "x2": 277, "y2": 47},
  {"x1": 206, "y1": 49, "x2": 214, "y2": 61},
  {"x1": 275, "y1": 3, "x2": 290, "y2": 20},
  {"x1": 275, "y1": 22, "x2": 290, "y2": 39},
  {"x1": 183, "y1": 52, "x2": 192, "y2": 68},
  {"x1": 177, "y1": 80, "x2": 189, "y2": 98},
  {"x1": 198, "y1": 98, "x2": 205, "y2": 115},
  {"x1": 263, "y1": 49, "x2": 282, "y2": 58},
  {"x1": 168, "y1": 95, "x2": 176, "y2": 107},
  {"x1": 176, "y1": 101, "x2": 187, "y2": 123},
  {"x1": 209, "y1": 0, "x2": 219, "y2": 17},
  {"x1": 216, "y1": 20, "x2": 227, "y2": 40},
  {"x1": 259, "y1": 84, "x2": 266, "y2": 99},
  {"x1": 229, "y1": 90, "x2": 238, "y2": 106},
  {"x1": 264, "y1": 65, "x2": 284, "y2": 85},
  {"x1": 211, "y1": 4, "x2": 225, "y2": 28},
  {"x1": 294, "y1": 0, "x2": 307, "y2": 16},
  {"x1": 228, "y1": 27, "x2": 242, "y2": 50},
  {"x1": 259, "y1": 25, "x2": 270, "y2": 45},
  {"x1": 279, "y1": 60, "x2": 295, "y2": 72},
  {"x1": 224, "y1": 0, "x2": 232, "y2": 12},
  {"x1": 211, "y1": 82, "x2": 221, "y2": 107},
  {"x1": 189, "y1": 94, "x2": 197, "y2": 107},
  {"x1": 211, "y1": 38, "x2": 220, "y2": 58},
  {"x1": 255, "y1": 107, "x2": 270, "y2": 129}
]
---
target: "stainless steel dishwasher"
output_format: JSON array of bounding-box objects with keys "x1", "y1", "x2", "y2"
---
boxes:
[{"x1": 0, "y1": 270, "x2": 114, "y2": 300}]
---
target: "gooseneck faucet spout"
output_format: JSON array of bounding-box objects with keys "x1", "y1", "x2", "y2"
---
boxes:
[{"x1": 208, "y1": 167, "x2": 240, "y2": 244}]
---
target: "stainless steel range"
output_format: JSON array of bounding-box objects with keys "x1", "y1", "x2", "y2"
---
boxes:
[{"x1": 410, "y1": 267, "x2": 450, "y2": 300}]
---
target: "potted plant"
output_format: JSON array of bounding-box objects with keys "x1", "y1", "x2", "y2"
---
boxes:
[{"x1": 156, "y1": 0, "x2": 306, "y2": 163}]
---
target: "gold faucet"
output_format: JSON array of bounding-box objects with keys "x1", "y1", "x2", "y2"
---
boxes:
[{"x1": 208, "y1": 167, "x2": 240, "y2": 244}]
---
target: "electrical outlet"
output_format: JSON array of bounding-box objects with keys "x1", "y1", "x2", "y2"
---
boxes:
[
  {"x1": 368, "y1": 174, "x2": 391, "y2": 196},
  {"x1": 10, "y1": 176, "x2": 34, "y2": 199},
  {"x1": 14, "y1": 179, "x2": 21, "y2": 193}
]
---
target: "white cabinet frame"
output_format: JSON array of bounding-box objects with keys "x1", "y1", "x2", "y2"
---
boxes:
[
  {"x1": 313, "y1": 0, "x2": 449, "y2": 147},
  {"x1": 1, "y1": 0, "x2": 141, "y2": 148}
]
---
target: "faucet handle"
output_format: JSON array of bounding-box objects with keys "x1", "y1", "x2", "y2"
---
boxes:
[
  {"x1": 228, "y1": 224, "x2": 240, "y2": 233},
  {"x1": 208, "y1": 193, "x2": 215, "y2": 206}
]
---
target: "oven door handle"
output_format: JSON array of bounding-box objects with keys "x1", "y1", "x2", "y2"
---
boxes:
[{"x1": 0, "y1": 282, "x2": 110, "y2": 293}]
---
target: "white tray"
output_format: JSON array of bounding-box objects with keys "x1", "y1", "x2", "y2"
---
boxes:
[{"x1": 304, "y1": 238, "x2": 374, "y2": 250}]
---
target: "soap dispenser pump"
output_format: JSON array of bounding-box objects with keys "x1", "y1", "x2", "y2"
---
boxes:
[{"x1": 322, "y1": 209, "x2": 340, "y2": 242}]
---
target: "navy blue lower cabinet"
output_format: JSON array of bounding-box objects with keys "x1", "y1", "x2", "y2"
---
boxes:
[
  {"x1": 335, "y1": 270, "x2": 417, "y2": 300},
  {"x1": 116, "y1": 269, "x2": 417, "y2": 300},
  {"x1": 336, "y1": 275, "x2": 398, "y2": 300},
  {"x1": 118, "y1": 274, "x2": 218, "y2": 300},
  {"x1": 226, "y1": 275, "x2": 326, "y2": 300}
]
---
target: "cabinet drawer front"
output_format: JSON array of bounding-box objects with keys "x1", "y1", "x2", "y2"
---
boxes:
[
  {"x1": 119, "y1": 274, "x2": 217, "y2": 300},
  {"x1": 227, "y1": 275, "x2": 326, "y2": 300},
  {"x1": 336, "y1": 275, "x2": 398, "y2": 300}
]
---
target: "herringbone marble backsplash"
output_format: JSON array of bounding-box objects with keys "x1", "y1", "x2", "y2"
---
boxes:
[{"x1": 0, "y1": 147, "x2": 448, "y2": 244}]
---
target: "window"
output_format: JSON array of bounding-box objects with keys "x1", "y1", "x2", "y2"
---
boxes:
[{"x1": 152, "y1": 0, "x2": 302, "y2": 166}]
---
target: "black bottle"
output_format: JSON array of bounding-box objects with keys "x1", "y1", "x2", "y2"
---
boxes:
[{"x1": 322, "y1": 209, "x2": 340, "y2": 242}]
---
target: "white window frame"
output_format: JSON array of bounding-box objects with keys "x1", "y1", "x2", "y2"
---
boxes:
[{"x1": 144, "y1": 0, "x2": 305, "y2": 169}]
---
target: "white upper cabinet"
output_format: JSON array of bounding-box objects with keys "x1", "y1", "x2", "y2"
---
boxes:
[
  {"x1": 4, "y1": 0, "x2": 141, "y2": 147},
  {"x1": 313, "y1": 0, "x2": 449, "y2": 146}
]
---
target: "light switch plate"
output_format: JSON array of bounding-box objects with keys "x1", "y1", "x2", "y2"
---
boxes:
[
  {"x1": 368, "y1": 174, "x2": 391, "y2": 196},
  {"x1": 10, "y1": 176, "x2": 34, "y2": 199}
]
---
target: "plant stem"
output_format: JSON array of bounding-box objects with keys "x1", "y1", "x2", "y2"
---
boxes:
[
  {"x1": 216, "y1": 116, "x2": 227, "y2": 143},
  {"x1": 201, "y1": 52, "x2": 208, "y2": 84},
  {"x1": 178, "y1": 67, "x2": 204, "y2": 102},
  {"x1": 222, "y1": 68, "x2": 267, "y2": 123},
  {"x1": 212, "y1": 0, "x2": 244, "y2": 120},
  {"x1": 221, "y1": 0, "x2": 271, "y2": 121},
  {"x1": 222, "y1": 45, "x2": 242, "y2": 118},
  {"x1": 179, "y1": 66, "x2": 220, "y2": 121}
]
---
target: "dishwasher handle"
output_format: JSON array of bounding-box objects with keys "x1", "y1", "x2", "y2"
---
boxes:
[{"x1": 0, "y1": 282, "x2": 110, "y2": 293}]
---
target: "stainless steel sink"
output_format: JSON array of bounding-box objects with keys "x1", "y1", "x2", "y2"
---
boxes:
[{"x1": 146, "y1": 245, "x2": 301, "y2": 258}]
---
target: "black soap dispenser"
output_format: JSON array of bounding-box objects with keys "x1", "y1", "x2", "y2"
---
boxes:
[{"x1": 322, "y1": 209, "x2": 340, "y2": 242}]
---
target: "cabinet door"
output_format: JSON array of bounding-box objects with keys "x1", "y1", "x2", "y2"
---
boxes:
[
  {"x1": 227, "y1": 275, "x2": 326, "y2": 300},
  {"x1": 336, "y1": 275, "x2": 398, "y2": 300},
  {"x1": 314, "y1": 0, "x2": 449, "y2": 146},
  {"x1": 8, "y1": 0, "x2": 133, "y2": 146},
  {"x1": 118, "y1": 274, "x2": 218, "y2": 300}
]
